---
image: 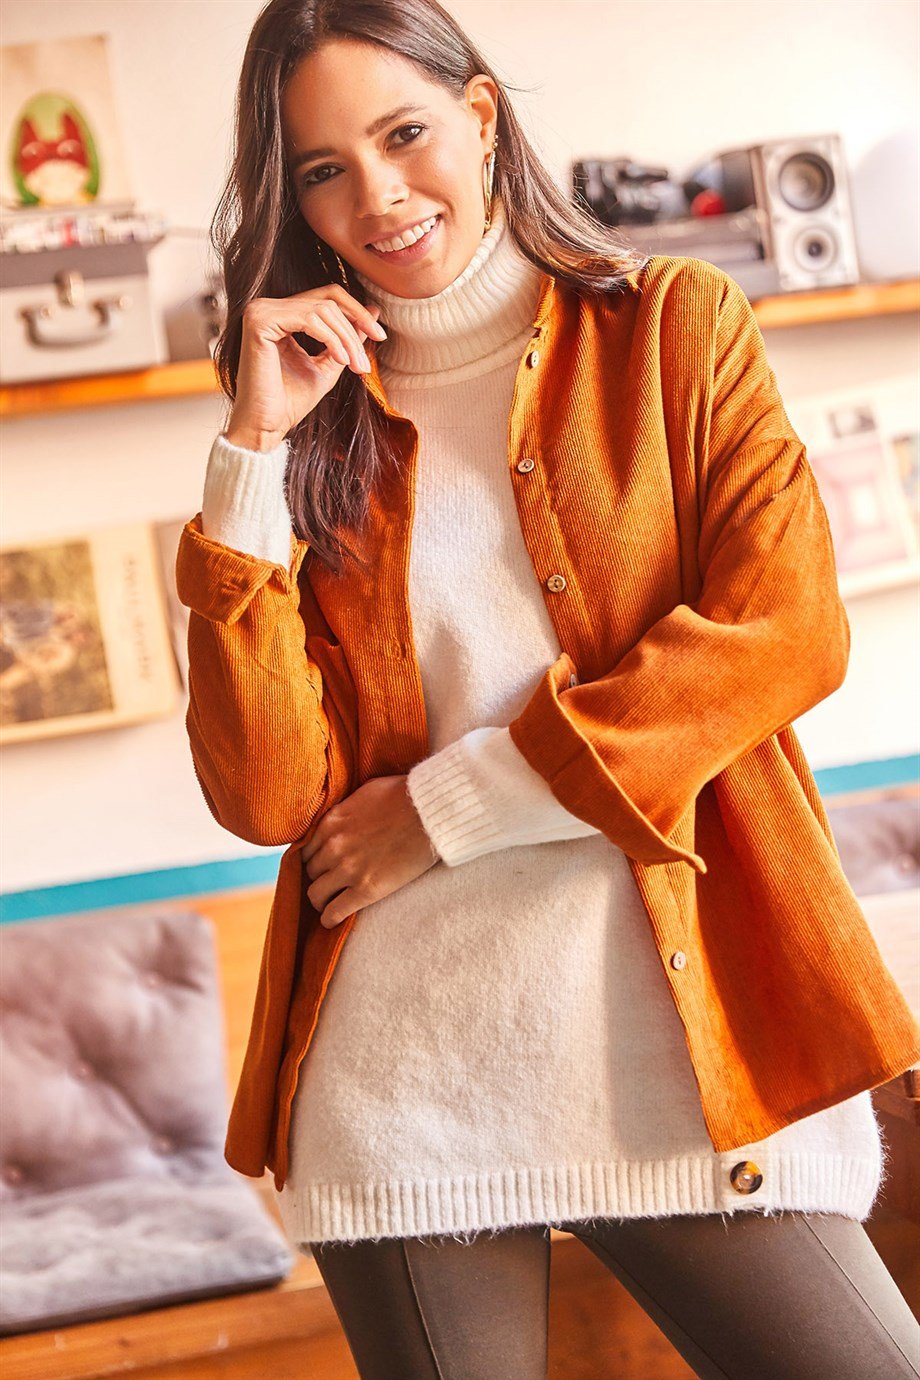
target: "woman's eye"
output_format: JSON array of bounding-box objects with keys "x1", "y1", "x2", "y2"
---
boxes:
[
  {"x1": 301, "y1": 164, "x2": 335, "y2": 188},
  {"x1": 299, "y1": 123, "x2": 426, "y2": 190},
  {"x1": 393, "y1": 122, "x2": 426, "y2": 145}
]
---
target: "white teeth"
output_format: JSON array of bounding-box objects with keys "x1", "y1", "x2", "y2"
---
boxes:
[{"x1": 371, "y1": 216, "x2": 438, "y2": 252}]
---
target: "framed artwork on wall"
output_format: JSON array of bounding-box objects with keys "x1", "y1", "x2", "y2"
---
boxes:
[
  {"x1": 0, "y1": 521, "x2": 181, "y2": 745},
  {"x1": 0, "y1": 32, "x2": 133, "y2": 213},
  {"x1": 785, "y1": 376, "x2": 920, "y2": 598}
]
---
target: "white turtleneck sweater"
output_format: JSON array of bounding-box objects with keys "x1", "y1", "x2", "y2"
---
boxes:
[{"x1": 200, "y1": 199, "x2": 883, "y2": 1246}]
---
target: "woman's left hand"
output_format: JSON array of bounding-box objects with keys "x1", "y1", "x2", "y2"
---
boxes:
[{"x1": 301, "y1": 774, "x2": 440, "y2": 928}]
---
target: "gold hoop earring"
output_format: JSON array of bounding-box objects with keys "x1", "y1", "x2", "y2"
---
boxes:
[
  {"x1": 483, "y1": 134, "x2": 498, "y2": 232},
  {"x1": 316, "y1": 238, "x2": 350, "y2": 290},
  {"x1": 332, "y1": 249, "x2": 350, "y2": 288}
]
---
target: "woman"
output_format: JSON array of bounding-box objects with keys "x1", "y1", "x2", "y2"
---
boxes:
[{"x1": 176, "y1": 1, "x2": 920, "y2": 1376}]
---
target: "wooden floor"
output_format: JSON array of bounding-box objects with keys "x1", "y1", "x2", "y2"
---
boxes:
[
  {"x1": 114, "y1": 1229, "x2": 707, "y2": 1380},
  {"x1": 5, "y1": 1195, "x2": 911, "y2": 1380}
]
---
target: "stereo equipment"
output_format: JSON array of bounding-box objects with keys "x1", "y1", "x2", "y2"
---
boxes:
[{"x1": 574, "y1": 133, "x2": 863, "y2": 298}]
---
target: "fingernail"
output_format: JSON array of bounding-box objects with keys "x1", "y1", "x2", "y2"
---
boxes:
[{"x1": 359, "y1": 349, "x2": 371, "y2": 370}]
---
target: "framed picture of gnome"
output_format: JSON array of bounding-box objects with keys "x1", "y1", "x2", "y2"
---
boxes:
[{"x1": 0, "y1": 32, "x2": 134, "y2": 213}]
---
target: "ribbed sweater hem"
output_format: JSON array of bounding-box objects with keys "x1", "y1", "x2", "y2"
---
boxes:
[{"x1": 275, "y1": 1152, "x2": 883, "y2": 1246}]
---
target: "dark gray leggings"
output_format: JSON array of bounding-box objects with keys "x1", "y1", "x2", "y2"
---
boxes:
[{"x1": 312, "y1": 1209, "x2": 920, "y2": 1379}]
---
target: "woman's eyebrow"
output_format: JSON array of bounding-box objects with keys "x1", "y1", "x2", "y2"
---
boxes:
[{"x1": 290, "y1": 103, "x2": 428, "y2": 172}]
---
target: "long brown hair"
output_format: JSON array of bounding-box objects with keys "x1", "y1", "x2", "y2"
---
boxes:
[{"x1": 210, "y1": 0, "x2": 650, "y2": 576}]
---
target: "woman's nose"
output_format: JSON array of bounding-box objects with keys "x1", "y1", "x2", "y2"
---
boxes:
[{"x1": 350, "y1": 161, "x2": 410, "y2": 224}]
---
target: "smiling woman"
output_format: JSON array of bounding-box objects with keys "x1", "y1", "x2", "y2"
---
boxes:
[
  {"x1": 208, "y1": 0, "x2": 648, "y2": 575},
  {"x1": 182, "y1": 2, "x2": 920, "y2": 1377}
]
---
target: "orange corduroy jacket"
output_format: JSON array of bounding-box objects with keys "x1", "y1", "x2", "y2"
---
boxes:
[{"x1": 176, "y1": 253, "x2": 920, "y2": 1191}]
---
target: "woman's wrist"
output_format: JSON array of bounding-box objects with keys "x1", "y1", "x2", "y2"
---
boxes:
[{"x1": 224, "y1": 424, "x2": 288, "y2": 452}]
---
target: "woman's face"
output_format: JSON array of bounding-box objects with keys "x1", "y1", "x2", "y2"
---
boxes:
[{"x1": 281, "y1": 38, "x2": 498, "y2": 299}]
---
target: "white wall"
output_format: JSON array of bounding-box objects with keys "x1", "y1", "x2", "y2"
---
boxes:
[{"x1": 2, "y1": 0, "x2": 918, "y2": 893}]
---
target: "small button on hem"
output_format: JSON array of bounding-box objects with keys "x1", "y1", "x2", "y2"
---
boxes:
[
  {"x1": 669, "y1": 950, "x2": 687, "y2": 970},
  {"x1": 729, "y1": 1160, "x2": 764, "y2": 1194}
]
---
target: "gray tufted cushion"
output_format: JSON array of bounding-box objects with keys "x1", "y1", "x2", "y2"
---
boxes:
[
  {"x1": 0, "y1": 1173, "x2": 294, "y2": 1333},
  {"x1": 0, "y1": 906, "x2": 295, "y2": 1336},
  {"x1": 827, "y1": 793, "x2": 920, "y2": 1049},
  {"x1": 827, "y1": 795, "x2": 920, "y2": 896}
]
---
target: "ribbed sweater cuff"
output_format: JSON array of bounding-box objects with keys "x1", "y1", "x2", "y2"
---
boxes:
[
  {"x1": 407, "y1": 737, "x2": 501, "y2": 866},
  {"x1": 406, "y1": 725, "x2": 600, "y2": 866},
  {"x1": 201, "y1": 431, "x2": 294, "y2": 567}
]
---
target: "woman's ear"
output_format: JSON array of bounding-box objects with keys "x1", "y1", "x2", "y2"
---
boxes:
[{"x1": 464, "y1": 72, "x2": 499, "y2": 151}]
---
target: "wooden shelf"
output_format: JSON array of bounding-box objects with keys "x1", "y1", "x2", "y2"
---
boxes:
[
  {"x1": 752, "y1": 274, "x2": 920, "y2": 328},
  {"x1": 0, "y1": 357, "x2": 220, "y2": 419},
  {"x1": 2, "y1": 277, "x2": 918, "y2": 419}
]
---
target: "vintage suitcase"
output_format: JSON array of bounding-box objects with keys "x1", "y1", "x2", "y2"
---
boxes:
[{"x1": 0, "y1": 222, "x2": 167, "y2": 384}]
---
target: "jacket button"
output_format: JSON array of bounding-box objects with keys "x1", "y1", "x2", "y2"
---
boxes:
[
  {"x1": 517, "y1": 457, "x2": 536, "y2": 472},
  {"x1": 568, "y1": 672, "x2": 578, "y2": 688},
  {"x1": 527, "y1": 349, "x2": 541, "y2": 368},
  {"x1": 729, "y1": 1160, "x2": 764, "y2": 1194},
  {"x1": 670, "y1": 950, "x2": 687, "y2": 970},
  {"x1": 546, "y1": 573, "x2": 566, "y2": 592}
]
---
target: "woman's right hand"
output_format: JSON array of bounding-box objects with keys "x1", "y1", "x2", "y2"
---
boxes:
[{"x1": 224, "y1": 285, "x2": 387, "y2": 451}]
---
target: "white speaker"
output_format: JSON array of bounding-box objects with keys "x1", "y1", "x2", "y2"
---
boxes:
[{"x1": 753, "y1": 133, "x2": 861, "y2": 291}]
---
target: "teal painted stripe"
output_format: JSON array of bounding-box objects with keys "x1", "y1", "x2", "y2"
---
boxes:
[
  {"x1": 813, "y1": 753, "x2": 919, "y2": 796},
  {"x1": 0, "y1": 850, "x2": 286, "y2": 924},
  {"x1": 2, "y1": 754, "x2": 917, "y2": 925}
]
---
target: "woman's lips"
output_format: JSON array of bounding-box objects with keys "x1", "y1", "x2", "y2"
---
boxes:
[{"x1": 367, "y1": 215, "x2": 442, "y2": 264}]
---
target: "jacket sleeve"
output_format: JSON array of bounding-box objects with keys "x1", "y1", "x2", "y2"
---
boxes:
[
  {"x1": 406, "y1": 723, "x2": 600, "y2": 866},
  {"x1": 506, "y1": 271, "x2": 850, "y2": 874},
  {"x1": 175, "y1": 505, "x2": 353, "y2": 848}
]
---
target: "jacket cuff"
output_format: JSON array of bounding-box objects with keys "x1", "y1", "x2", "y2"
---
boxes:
[
  {"x1": 507, "y1": 652, "x2": 707, "y2": 872},
  {"x1": 175, "y1": 511, "x2": 309, "y2": 624},
  {"x1": 201, "y1": 431, "x2": 294, "y2": 568}
]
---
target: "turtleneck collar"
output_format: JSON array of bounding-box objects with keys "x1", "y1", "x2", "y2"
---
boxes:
[{"x1": 353, "y1": 196, "x2": 544, "y2": 378}]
